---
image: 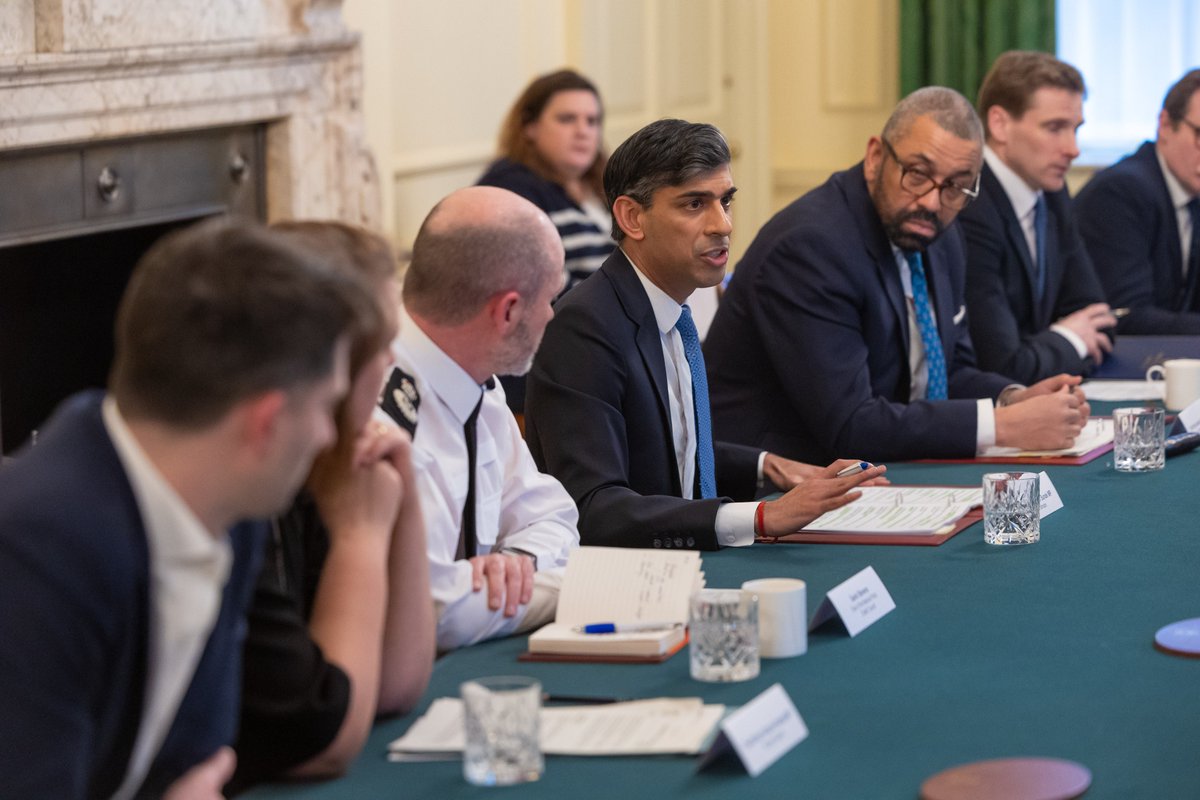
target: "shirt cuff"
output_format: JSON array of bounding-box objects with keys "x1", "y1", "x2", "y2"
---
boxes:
[
  {"x1": 714, "y1": 501, "x2": 757, "y2": 547},
  {"x1": 1050, "y1": 324, "x2": 1089, "y2": 359},
  {"x1": 975, "y1": 398, "x2": 997, "y2": 451}
]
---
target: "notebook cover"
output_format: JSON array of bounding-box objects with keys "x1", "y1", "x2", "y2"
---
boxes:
[{"x1": 518, "y1": 634, "x2": 688, "y2": 664}]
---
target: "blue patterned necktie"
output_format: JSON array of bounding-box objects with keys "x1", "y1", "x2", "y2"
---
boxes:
[
  {"x1": 904, "y1": 251, "x2": 948, "y2": 401},
  {"x1": 675, "y1": 305, "x2": 717, "y2": 499},
  {"x1": 1033, "y1": 193, "x2": 1048, "y2": 302}
]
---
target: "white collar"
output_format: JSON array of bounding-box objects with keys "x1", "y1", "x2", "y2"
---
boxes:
[
  {"x1": 101, "y1": 396, "x2": 224, "y2": 563},
  {"x1": 620, "y1": 247, "x2": 690, "y2": 334},
  {"x1": 1156, "y1": 144, "x2": 1194, "y2": 211},
  {"x1": 984, "y1": 145, "x2": 1042, "y2": 221},
  {"x1": 395, "y1": 305, "x2": 486, "y2": 425}
]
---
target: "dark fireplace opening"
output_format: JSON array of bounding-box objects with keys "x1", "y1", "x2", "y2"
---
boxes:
[
  {"x1": 0, "y1": 218, "x2": 212, "y2": 454},
  {"x1": 0, "y1": 124, "x2": 265, "y2": 456}
]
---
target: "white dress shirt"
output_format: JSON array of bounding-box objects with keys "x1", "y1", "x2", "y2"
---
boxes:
[
  {"x1": 625, "y1": 252, "x2": 760, "y2": 546},
  {"x1": 1156, "y1": 146, "x2": 1195, "y2": 276},
  {"x1": 102, "y1": 397, "x2": 232, "y2": 800},
  {"x1": 392, "y1": 309, "x2": 579, "y2": 651},
  {"x1": 889, "y1": 246, "x2": 997, "y2": 450},
  {"x1": 983, "y1": 146, "x2": 1088, "y2": 360}
]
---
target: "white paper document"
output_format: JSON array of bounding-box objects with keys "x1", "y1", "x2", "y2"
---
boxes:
[
  {"x1": 979, "y1": 417, "x2": 1113, "y2": 458},
  {"x1": 554, "y1": 546, "x2": 704, "y2": 625},
  {"x1": 389, "y1": 697, "x2": 725, "y2": 758},
  {"x1": 1081, "y1": 380, "x2": 1164, "y2": 402},
  {"x1": 800, "y1": 486, "x2": 981, "y2": 535}
]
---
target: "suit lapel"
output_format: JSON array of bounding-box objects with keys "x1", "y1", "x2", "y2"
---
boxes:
[
  {"x1": 602, "y1": 251, "x2": 672, "y2": 428},
  {"x1": 984, "y1": 166, "x2": 1042, "y2": 320},
  {"x1": 924, "y1": 242, "x2": 959, "y2": 360},
  {"x1": 1039, "y1": 202, "x2": 1063, "y2": 325},
  {"x1": 846, "y1": 168, "x2": 910, "y2": 358}
]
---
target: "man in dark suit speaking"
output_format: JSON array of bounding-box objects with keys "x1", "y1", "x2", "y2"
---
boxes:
[
  {"x1": 1075, "y1": 69, "x2": 1200, "y2": 334},
  {"x1": 0, "y1": 221, "x2": 365, "y2": 798},
  {"x1": 525, "y1": 119, "x2": 883, "y2": 551},
  {"x1": 705, "y1": 88, "x2": 1089, "y2": 464}
]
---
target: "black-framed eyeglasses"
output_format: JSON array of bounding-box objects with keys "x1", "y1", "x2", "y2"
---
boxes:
[
  {"x1": 1178, "y1": 118, "x2": 1200, "y2": 148},
  {"x1": 880, "y1": 137, "x2": 980, "y2": 210}
]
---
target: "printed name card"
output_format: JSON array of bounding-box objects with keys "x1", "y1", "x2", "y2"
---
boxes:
[
  {"x1": 1178, "y1": 397, "x2": 1200, "y2": 433},
  {"x1": 1037, "y1": 471, "x2": 1063, "y2": 519},
  {"x1": 697, "y1": 683, "x2": 808, "y2": 777},
  {"x1": 808, "y1": 566, "x2": 895, "y2": 637}
]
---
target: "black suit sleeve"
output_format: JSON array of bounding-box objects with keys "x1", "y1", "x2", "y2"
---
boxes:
[
  {"x1": 527, "y1": 300, "x2": 727, "y2": 550},
  {"x1": 1076, "y1": 170, "x2": 1200, "y2": 335}
]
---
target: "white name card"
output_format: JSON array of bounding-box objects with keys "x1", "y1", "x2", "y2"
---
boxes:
[
  {"x1": 808, "y1": 566, "x2": 895, "y2": 637},
  {"x1": 697, "y1": 683, "x2": 807, "y2": 777},
  {"x1": 1178, "y1": 397, "x2": 1200, "y2": 433},
  {"x1": 1037, "y1": 471, "x2": 1063, "y2": 519}
]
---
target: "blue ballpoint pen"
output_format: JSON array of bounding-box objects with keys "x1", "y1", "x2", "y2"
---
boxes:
[
  {"x1": 573, "y1": 621, "x2": 683, "y2": 634},
  {"x1": 836, "y1": 461, "x2": 872, "y2": 477}
]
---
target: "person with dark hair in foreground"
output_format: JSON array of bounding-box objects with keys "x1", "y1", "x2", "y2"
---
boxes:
[
  {"x1": 0, "y1": 219, "x2": 364, "y2": 799},
  {"x1": 525, "y1": 119, "x2": 885, "y2": 551},
  {"x1": 232, "y1": 222, "x2": 434, "y2": 791}
]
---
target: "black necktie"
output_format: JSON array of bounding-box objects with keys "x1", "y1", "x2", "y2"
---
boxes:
[
  {"x1": 456, "y1": 392, "x2": 484, "y2": 561},
  {"x1": 1185, "y1": 198, "x2": 1200, "y2": 311}
]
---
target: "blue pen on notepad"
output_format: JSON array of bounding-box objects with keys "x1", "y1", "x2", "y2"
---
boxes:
[
  {"x1": 573, "y1": 622, "x2": 683, "y2": 635},
  {"x1": 836, "y1": 461, "x2": 872, "y2": 477}
]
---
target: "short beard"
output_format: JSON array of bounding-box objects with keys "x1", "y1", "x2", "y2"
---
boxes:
[{"x1": 882, "y1": 208, "x2": 944, "y2": 252}]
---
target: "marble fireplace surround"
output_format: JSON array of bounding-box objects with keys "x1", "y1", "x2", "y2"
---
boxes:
[{"x1": 0, "y1": 0, "x2": 381, "y2": 228}]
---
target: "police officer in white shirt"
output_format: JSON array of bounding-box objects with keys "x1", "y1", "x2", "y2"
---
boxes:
[{"x1": 380, "y1": 186, "x2": 579, "y2": 651}]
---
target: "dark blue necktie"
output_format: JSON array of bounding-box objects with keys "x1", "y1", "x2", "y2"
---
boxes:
[
  {"x1": 1033, "y1": 194, "x2": 1048, "y2": 302},
  {"x1": 675, "y1": 305, "x2": 716, "y2": 499},
  {"x1": 904, "y1": 251, "x2": 948, "y2": 401},
  {"x1": 1185, "y1": 198, "x2": 1200, "y2": 311}
]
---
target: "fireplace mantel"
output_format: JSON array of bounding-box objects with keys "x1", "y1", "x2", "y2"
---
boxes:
[{"x1": 0, "y1": 0, "x2": 380, "y2": 227}]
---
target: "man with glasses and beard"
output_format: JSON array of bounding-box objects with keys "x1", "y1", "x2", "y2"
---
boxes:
[{"x1": 705, "y1": 87, "x2": 1089, "y2": 464}]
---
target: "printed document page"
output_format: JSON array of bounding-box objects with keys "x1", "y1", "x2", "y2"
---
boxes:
[
  {"x1": 801, "y1": 486, "x2": 981, "y2": 535},
  {"x1": 388, "y1": 697, "x2": 725, "y2": 757}
]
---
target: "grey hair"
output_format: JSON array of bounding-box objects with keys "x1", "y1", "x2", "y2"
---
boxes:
[
  {"x1": 882, "y1": 86, "x2": 983, "y2": 145},
  {"x1": 402, "y1": 202, "x2": 558, "y2": 324}
]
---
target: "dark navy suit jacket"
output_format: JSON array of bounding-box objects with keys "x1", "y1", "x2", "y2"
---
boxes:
[
  {"x1": 525, "y1": 250, "x2": 760, "y2": 551},
  {"x1": 0, "y1": 391, "x2": 264, "y2": 798},
  {"x1": 957, "y1": 163, "x2": 1106, "y2": 383},
  {"x1": 1075, "y1": 141, "x2": 1200, "y2": 334},
  {"x1": 705, "y1": 163, "x2": 1011, "y2": 464}
]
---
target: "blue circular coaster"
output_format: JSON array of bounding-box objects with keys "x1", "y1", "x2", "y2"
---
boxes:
[{"x1": 1154, "y1": 618, "x2": 1200, "y2": 658}]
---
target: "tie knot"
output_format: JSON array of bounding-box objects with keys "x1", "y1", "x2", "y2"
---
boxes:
[{"x1": 675, "y1": 304, "x2": 698, "y2": 337}]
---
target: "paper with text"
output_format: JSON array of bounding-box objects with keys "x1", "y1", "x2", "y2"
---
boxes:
[
  {"x1": 1037, "y1": 471, "x2": 1064, "y2": 518},
  {"x1": 697, "y1": 684, "x2": 808, "y2": 777},
  {"x1": 1080, "y1": 380, "x2": 1164, "y2": 402},
  {"x1": 554, "y1": 547, "x2": 703, "y2": 625},
  {"x1": 980, "y1": 417, "x2": 1113, "y2": 458},
  {"x1": 809, "y1": 566, "x2": 895, "y2": 637},
  {"x1": 800, "y1": 486, "x2": 981, "y2": 535},
  {"x1": 388, "y1": 697, "x2": 725, "y2": 757}
]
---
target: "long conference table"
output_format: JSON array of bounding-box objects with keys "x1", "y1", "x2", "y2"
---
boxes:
[{"x1": 248, "y1": 406, "x2": 1200, "y2": 799}]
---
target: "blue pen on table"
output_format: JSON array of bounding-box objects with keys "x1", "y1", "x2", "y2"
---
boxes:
[
  {"x1": 573, "y1": 621, "x2": 683, "y2": 634},
  {"x1": 836, "y1": 461, "x2": 872, "y2": 477}
]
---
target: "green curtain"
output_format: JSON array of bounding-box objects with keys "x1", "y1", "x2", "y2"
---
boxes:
[{"x1": 899, "y1": 0, "x2": 1056, "y2": 102}]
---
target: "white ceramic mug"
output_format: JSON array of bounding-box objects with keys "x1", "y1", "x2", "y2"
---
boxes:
[
  {"x1": 1145, "y1": 358, "x2": 1200, "y2": 411},
  {"x1": 741, "y1": 578, "x2": 807, "y2": 658}
]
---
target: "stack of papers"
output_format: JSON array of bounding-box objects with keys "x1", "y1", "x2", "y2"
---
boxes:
[
  {"x1": 979, "y1": 417, "x2": 1113, "y2": 458},
  {"x1": 802, "y1": 486, "x2": 982, "y2": 536},
  {"x1": 389, "y1": 697, "x2": 725, "y2": 759}
]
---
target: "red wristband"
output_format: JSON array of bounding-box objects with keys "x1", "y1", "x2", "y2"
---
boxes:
[{"x1": 754, "y1": 501, "x2": 766, "y2": 537}]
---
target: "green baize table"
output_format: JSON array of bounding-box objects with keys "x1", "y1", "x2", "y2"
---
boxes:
[{"x1": 248, "y1": 442, "x2": 1200, "y2": 798}]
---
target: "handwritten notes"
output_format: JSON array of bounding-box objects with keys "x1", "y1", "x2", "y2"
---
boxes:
[
  {"x1": 801, "y1": 486, "x2": 981, "y2": 535},
  {"x1": 554, "y1": 547, "x2": 704, "y2": 625}
]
